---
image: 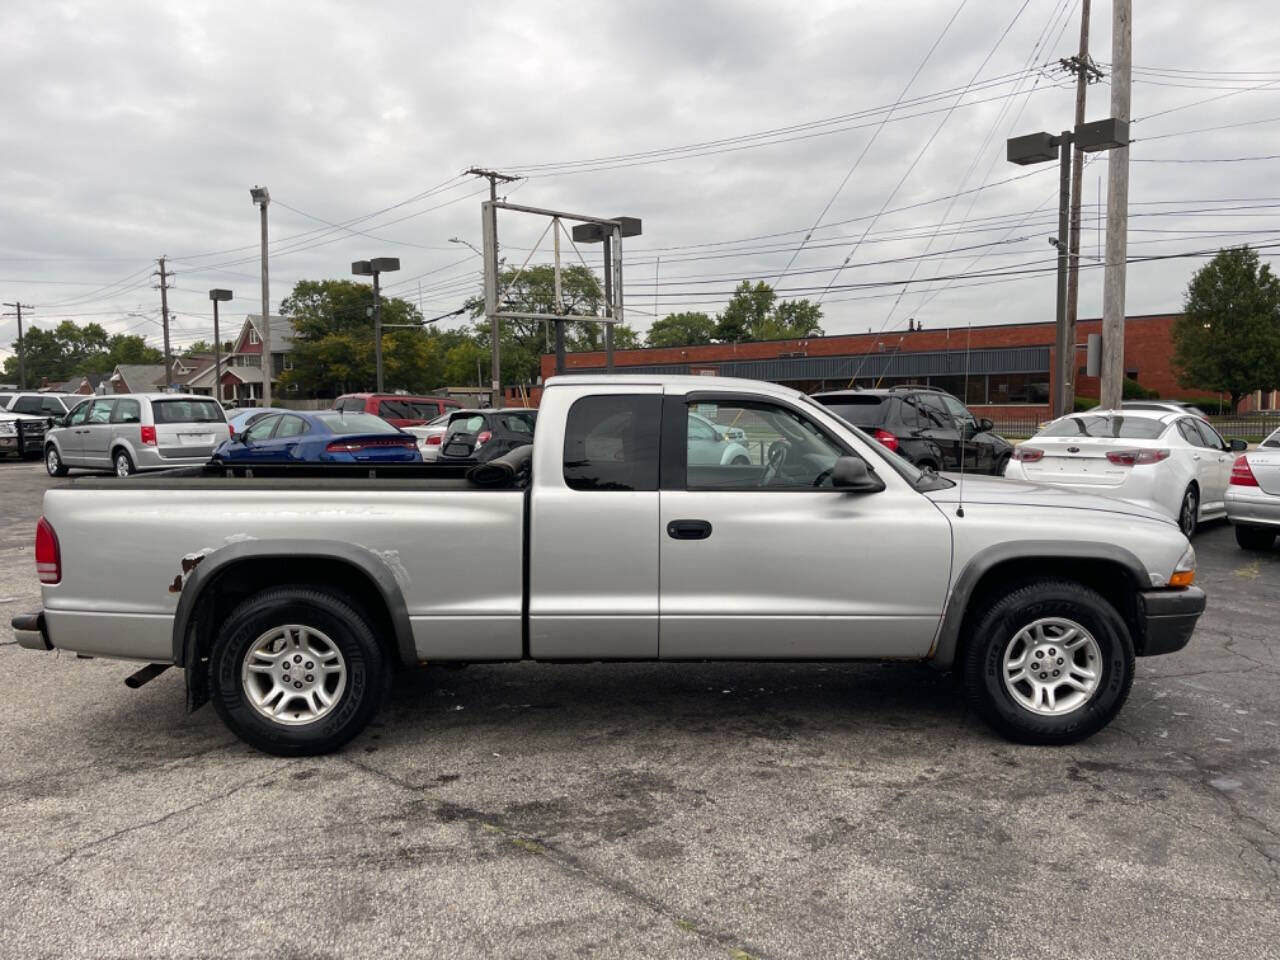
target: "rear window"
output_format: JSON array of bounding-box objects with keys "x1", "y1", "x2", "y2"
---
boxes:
[
  {"x1": 314, "y1": 412, "x2": 398, "y2": 434},
  {"x1": 378, "y1": 399, "x2": 439, "y2": 420},
  {"x1": 1040, "y1": 416, "x2": 1168, "y2": 440},
  {"x1": 446, "y1": 414, "x2": 488, "y2": 437},
  {"x1": 152, "y1": 399, "x2": 224, "y2": 424},
  {"x1": 498, "y1": 412, "x2": 536, "y2": 434},
  {"x1": 813, "y1": 395, "x2": 889, "y2": 427},
  {"x1": 563, "y1": 395, "x2": 661, "y2": 492}
]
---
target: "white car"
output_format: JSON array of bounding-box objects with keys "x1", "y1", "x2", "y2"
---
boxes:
[
  {"x1": 1226, "y1": 425, "x2": 1280, "y2": 551},
  {"x1": 403, "y1": 412, "x2": 454, "y2": 461},
  {"x1": 1003, "y1": 408, "x2": 1247, "y2": 537}
]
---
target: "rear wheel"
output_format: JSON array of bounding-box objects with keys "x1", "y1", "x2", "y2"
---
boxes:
[
  {"x1": 994, "y1": 454, "x2": 1010, "y2": 477},
  {"x1": 45, "y1": 445, "x2": 68, "y2": 477},
  {"x1": 1235, "y1": 524, "x2": 1276, "y2": 551},
  {"x1": 208, "y1": 586, "x2": 390, "y2": 756},
  {"x1": 1178, "y1": 486, "x2": 1199, "y2": 538},
  {"x1": 113, "y1": 448, "x2": 135, "y2": 477},
  {"x1": 962, "y1": 579, "x2": 1134, "y2": 745}
]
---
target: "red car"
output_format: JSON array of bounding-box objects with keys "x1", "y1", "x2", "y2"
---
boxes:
[{"x1": 333, "y1": 393, "x2": 462, "y2": 428}]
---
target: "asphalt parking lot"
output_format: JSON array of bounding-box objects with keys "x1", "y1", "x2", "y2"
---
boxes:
[{"x1": 1, "y1": 459, "x2": 1278, "y2": 960}]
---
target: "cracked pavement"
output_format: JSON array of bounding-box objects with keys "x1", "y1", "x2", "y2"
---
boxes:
[{"x1": 1, "y1": 459, "x2": 1277, "y2": 959}]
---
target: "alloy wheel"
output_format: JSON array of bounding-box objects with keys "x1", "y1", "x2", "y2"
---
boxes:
[
  {"x1": 1002, "y1": 617, "x2": 1102, "y2": 716},
  {"x1": 241, "y1": 624, "x2": 347, "y2": 726}
]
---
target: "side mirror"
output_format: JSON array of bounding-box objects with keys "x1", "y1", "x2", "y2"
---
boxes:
[
  {"x1": 1229, "y1": 438, "x2": 1248, "y2": 452},
  {"x1": 831, "y1": 456, "x2": 886, "y2": 493},
  {"x1": 978, "y1": 417, "x2": 994, "y2": 432}
]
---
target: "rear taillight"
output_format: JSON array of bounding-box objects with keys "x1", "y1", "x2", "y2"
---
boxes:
[
  {"x1": 35, "y1": 517, "x2": 60, "y2": 584},
  {"x1": 1230, "y1": 455, "x2": 1259, "y2": 486},
  {"x1": 426, "y1": 434, "x2": 442, "y2": 445},
  {"x1": 476, "y1": 430, "x2": 493, "y2": 448},
  {"x1": 140, "y1": 425, "x2": 157, "y2": 446},
  {"x1": 1012, "y1": 446, "x2": 1044, "y2": 463},
  {"x1": 1105, "y1": 448, "x2": 1169, "y2": 466},
  {"x1": 227, "y1": 424, "x2": 234, "y2": 438},
  {"x1": 872, "y1": 429, "x2": 898, "y2": 452},
  {"x1": 325, "y1": 437, "x2": 418, "y2": 453}
]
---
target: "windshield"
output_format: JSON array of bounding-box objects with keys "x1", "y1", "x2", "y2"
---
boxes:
[
  {"x1": 813, "y1": 395, "x2": 888, "y2": 427},
  {"x1": 798, "y1": 394, "x2": 949, "y2": 488},
  {"x1": 314, "y1": 412, "x2": 399, "y2": 434},
  {"x1": 152, "y1": 399, "x2": 225, "y2": 423},
  {"x1": 1039, "y1": 415, "x2": 1168, "y2": 439},
  {"x1": 1263, "y1": 427, "x2": 1280, "y2": 449}
]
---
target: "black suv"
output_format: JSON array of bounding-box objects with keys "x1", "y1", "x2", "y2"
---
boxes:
[
  {"x1": 439, "y1": 408, "x2": 537, "y2": 463},
  {"x1": 811, "y1": 386, "x2": 1013, "y2": 475}
]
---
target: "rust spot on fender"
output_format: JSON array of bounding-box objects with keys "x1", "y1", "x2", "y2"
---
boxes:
[{"x1": 169, "y1": 552, "x2": 207, "y2": 593}]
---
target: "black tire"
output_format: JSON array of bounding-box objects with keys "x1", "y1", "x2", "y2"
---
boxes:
[
  {"x1": 45, "y1": 445, "x2": 68, "y2": 476},
  {"x1": 1235, "y1": 524, "x2": 1276, "y2": 551},
  {"x1": 1178, "y1": 485, "x2": 1198, "y2": 538},
  {"x1": 208, "y1": 586, "x2": 391, "y2": 756},
  {"x1": 113, "y1": 448, "x2": 136, "y2": 477},
  {"x1": 993, "y1": 454, "x2": 1011, "y2": 477},
  {"x1": 730, "y1": 455, "x2": 751, "y2": 466},
  {"x1": 962, "y1": 578, "x2": 1135, "y2": 745}
]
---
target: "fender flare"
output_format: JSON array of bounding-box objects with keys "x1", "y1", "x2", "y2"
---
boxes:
[
  {"x1": 929, "y1": 539, "x2": 1150, "y2": 669},
  {"x1": 171, "y1": 538, "x2": 417, "y2": 668}
]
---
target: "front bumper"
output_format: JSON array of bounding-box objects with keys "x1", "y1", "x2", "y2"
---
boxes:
[
  {"x1": 1138, "y1": 586, "x2": 1205, "y2": 657},
  {"x1": 1225, "y1": 485, "x2": 1280, "y2": 529},
  {"x1": 10, "y1": 611, "x2": 51, "y2": 651}
]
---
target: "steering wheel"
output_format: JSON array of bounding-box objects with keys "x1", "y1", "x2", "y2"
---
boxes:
[
  {"x1": 812, "y1": 466, "x2": 833, "y2": 488},
  {"x1": 759, "y1": 439, "x2": 791, "y2": 486}
]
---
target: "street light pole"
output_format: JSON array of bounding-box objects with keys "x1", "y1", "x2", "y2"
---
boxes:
[
  {"x1": 208, "y1": 289, "x2": 233, "y2": 406},
  {"x1": 250, "y1": 186, "x2": 272, "y2": 406},
  {"x1": 1054, "y1": 130, "x2": 1073, "y2": 418},
  {"x1": 352, "y1": 258, "x2": 400, "y2": 394}
]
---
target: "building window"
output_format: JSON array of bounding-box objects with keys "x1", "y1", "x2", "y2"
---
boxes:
[
  {"x1": 986, "y1": 373, "x2": 1051, "y2": 405},
  {"x1": 284, "y1": 355, "x2": 293, "y2": 370},
  {"x1": 249, "y1": 328, "x2": 260, "y2": 345}
]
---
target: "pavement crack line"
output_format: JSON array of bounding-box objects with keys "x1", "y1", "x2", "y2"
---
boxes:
[
  {"x1": 343, "y1": 755, "x2": 782, "y2": 960},
  {"x1": 21, "y1": 772, "x2": 265, "y2": 883}
]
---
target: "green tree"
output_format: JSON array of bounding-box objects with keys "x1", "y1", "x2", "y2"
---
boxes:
[
  {"x1": 3, "y1": 320, "x2": 151, "y2": 384},
  {"x1": 646, "y1": 311, "x2": 716, "y2": 348},
  {"x1": 278, "y1": 278, "x2": 435, "y2": 397},
  {"x1": 103, "y1": 334, "x2": 162, "y2": 368},
  {"x1": 183, "y1": 340, "x2": 212, "y2": 355},
  {"x1": 711, "y1": 281, "x2": 824, "y2": 343},
  {"x1": 1172, "y1": 245, "x2": 1280, "y2": 411}
]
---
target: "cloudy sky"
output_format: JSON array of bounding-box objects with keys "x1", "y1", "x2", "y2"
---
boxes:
[{"x1": 2, "y1": 0, "x2": 1278, "y2": 366}]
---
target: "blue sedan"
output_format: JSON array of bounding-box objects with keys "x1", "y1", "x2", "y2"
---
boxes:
[{"x1": 212, "y1": 410, "x2": 421, "y2": 464}]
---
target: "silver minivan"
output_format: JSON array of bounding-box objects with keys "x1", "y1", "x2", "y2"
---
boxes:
[{"x1": 45, "y1": 393, "x2": 229, "y2": 477}]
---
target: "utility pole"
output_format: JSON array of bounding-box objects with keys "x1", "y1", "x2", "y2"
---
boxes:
[
  {"x1": 1060, "y1": 0, "x2": 1101, "y2": 413},
  {"x1": 250, "y1": 186, "x2": 272, "y2": 407},
  {"x1": 553, "y1": 217, "x2": 566, "y2": 375},
  {"x1": 155, "y1": 257, "x2": 174, "y2": 390},
  {"x1": 468, "y1": 168, "x2": 520, "y2": 408},
  {"x1": 1100, "y1": 0, "x2": 1131, "y2": 410},
  {"x1": 2, "y1": 302, "x2": 33, "y2": 389}
]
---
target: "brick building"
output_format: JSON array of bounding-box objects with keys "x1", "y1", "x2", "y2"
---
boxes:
[{"x1": 521, "y1": 313, "x2": 1275, "y2": 416}]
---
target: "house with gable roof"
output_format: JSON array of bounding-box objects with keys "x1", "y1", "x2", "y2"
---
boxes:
[{"x1": 181, "y1": 314, "x2": 298, "y2": 405}]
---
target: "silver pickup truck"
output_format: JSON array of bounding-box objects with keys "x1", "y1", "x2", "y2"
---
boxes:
[{"x1": 12, "y1": 375, "x2": 1205, "y2": 756}]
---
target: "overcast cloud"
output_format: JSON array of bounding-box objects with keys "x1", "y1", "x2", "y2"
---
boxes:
[{"x1": 2, "y1": 0, "x2": 1278, "y2": 364}]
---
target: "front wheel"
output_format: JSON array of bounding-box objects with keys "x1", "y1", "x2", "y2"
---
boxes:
[
  {"x1": 1235, "y1": 524, "x2": 1276, "y2": 551},
  {"x1": 208, "y1": 586, "x2": 391, "y2": 756},
  {"x1": 45, "y1": 445, "x2": 68, "y2": 477},
  {"x1": 962, "y1": 579, "x2": 1134, "y2": 745},
  {"x1": 113, "y1": 449, "x2": 136, "y2": 477}
]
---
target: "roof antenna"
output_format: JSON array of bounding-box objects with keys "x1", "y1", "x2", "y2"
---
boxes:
[{"x1": 956, "y1": 323, "x2": 971, "y2": 518}]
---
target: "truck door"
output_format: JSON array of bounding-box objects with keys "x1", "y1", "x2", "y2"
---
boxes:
[
  {"x1": 528, "y1": 386, "x2": 662, "y2": 658},
  {"x1": 658, "y1": 392, "x2": 952, "y2": 659}
]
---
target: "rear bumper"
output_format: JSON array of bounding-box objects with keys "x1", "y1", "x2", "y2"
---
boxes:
[
  {"x1": 135, "y1": 448, "x2": 214, "y2": 471},
  {"x1": 10, "y1": 611, "x2": 51, "y2": 651},
  {"x1": 1226, "y1": 486, "x2": 1280, "y2": 528},
  {"x1": 1138, "y1": 586, "x2": 1205, "y2": 657}
]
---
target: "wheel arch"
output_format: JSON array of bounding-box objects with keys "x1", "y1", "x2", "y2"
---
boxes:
[
  {"x1": 173, "y1": 539, "x2": 417, "y2": 708},
  {"x1": 931, "y1": 541, "x2": 1150, "y2": 670}
]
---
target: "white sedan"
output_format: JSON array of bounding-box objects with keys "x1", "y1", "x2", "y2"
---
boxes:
[
  {"x1": 404, "y1": 412, "x2": 454, "y2": 461},
  {"x1": 1226, "y1": 425, "x2": 1280, "y2": 550},
  {"x1": 1003, "y1": 408, "x2": 1247, "y2": 538}
]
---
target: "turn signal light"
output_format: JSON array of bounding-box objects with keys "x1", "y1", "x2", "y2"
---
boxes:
[
  {"x1": 1230, "y1": 456, "x2": 1259, "y2": 486},
  {"x1": 35, "y1": 517, "x2": 60, "y2": 585},
  {"x1": 1012, "y1": 447, "x2": 1044, "y2": 463},
  {"x1": 140, "y1": 425, "x2": 157, "y2": 446},
  {"x1": 1105, "y1": 448, "x2": 1169, "y2": 466},
  {"x1": 872, "y1": 429, "x2": 898, "y2": 452},
  {"x1": 1169, "y1": 570, "x2": 1196, "y2": 588}
]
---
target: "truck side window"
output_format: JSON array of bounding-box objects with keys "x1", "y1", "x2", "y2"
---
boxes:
[{"x1": 563, "y1": 395, "x2": 661, "y2": 491}]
